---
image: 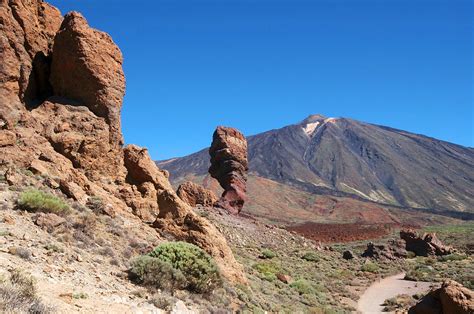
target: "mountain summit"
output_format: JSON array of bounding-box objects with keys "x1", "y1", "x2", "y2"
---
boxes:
[{"x1": 158, "y1": 115, "x2": 474, "y2": 221}]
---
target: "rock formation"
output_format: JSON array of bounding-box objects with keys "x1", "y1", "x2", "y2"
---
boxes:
[
  {"x1": 209, "y1": 126, "x2": 248, "y2": 214},
  {"x1": 50, "y1": 12, "x2": 125, "y2": 148},
  {"x1": 0, "y1": 0, "x2": 245, "y2": 284},
  {"x1": 177, "y1": 181, "x2": 218, "y2": 207},
  {"x1": 361, "y1": 240, "x2": 407, "y2": 260},
  {"x1": 409, "y1": 280, "x2": 474, "y2": 314},
  {"x1": 400, "y1": 229, "x2": 453, "y2": 257}
]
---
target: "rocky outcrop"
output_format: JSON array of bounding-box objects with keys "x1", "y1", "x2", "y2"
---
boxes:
[
  {"x1": 0, "y1": 0, "x2": 245, "y2": 285},
  {"x1": 123, "y1": 145, "x2": 246, "y2": 283},
  {"x1": 209, "y1": 126, "x2": 248, "y2": 214},
  {"x1": 31, "y1": 101, "x2": 126, "y2": 180},
  {"x1": 0, "y1": 0, "x2": 62, "y2": 124},
  {"x1": 50, "y1": 11, "x2": 125, "y2": 148},
  {"x1": 177, "y1": 181, "x2": 218, "y2": 207},
  {"x1": 409, "y1": 280, "x2": 474, "y2": 314},
  {"x1": 400, "y1": 229, "x2": 453, "y2": 257},
  {"x1": 361, "y1": 240, "x2": 407, "y2": 260}
]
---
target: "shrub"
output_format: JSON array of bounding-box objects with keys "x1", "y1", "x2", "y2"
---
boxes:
[
  {"x1": 301, "y1": 252, "x2": 320, "y2": 262},
  {"x1": 130, "y1": 242, "x2": 221, "y2": 293},
  {"x1": 9, "y1": 247, "x2": 32, "y2": 260},
  {"x1": 0, "y1": 269, "x2": 51, "y2": 313},
  {"x1": 361, "y1": 262, "x2": 379, "y2": 273},
  {"x1": 44, "y1": 243, "x2": 63, "y2": 253},
  {"x1": 406, "y1": 251, "x2": 416, "y2": 258},
  {"x1": 253, "y1": 262, "x2": 280, "y2": 282},
  {"x1": 405, "y1": 265, "x2": 434, "y2": 281},
  {"x1": 382, "y1": 294, "x2": 415, "y2": 311},
  {"x1": 17, "y1": 189, "x2": 69, "y2": 214},
  {"x1": 290, "y1": 279, "x2": 316, "y2": 295},
  {"x1": 438, "y1": 254, "x2": 467, "y2": 262},
  {"x1": 86, "y1": 196, "x2": 105, "y2": 214},
  {"x1": 72, "y1": 292, "x2": 88, "y2": 299},
  {"x1": 260, "y1": 249, "x2": 277, "y2": 259}
]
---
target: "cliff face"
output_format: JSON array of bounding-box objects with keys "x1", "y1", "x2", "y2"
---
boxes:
[{"x1": 0, "y1": 0, "x2": 244, "y2": 284}]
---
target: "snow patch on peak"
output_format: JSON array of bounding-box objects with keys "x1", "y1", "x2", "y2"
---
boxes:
[
  {"x1": 302, "y1": 122, "x2": 320, "y2": 136},
  {"x1": 324, "y1": 118, "x2": 338, "y2": 124}
]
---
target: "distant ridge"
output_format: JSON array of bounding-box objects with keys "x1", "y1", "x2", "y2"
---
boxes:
[{"x1": 157, "y1": 115, "x2": 474, "y2": 222}]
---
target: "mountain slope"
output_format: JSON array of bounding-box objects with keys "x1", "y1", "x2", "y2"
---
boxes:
[{"x1": 158, "y1": 115, "x2": 474, "y2": 216}]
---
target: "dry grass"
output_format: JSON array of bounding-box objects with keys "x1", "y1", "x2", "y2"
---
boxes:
[{"x1": 0, "y1": 269, "x2": 52, "y2": 313}]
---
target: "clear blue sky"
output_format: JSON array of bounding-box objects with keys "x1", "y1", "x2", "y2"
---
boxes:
[{"x1": 49, "y1": 0, "x2": 473, "y2": 160}]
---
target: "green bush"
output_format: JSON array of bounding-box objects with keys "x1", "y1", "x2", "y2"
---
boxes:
[
  {"x1": 130, "y1": 255, "x2": 186, "y2": 291},
  {"x1": 17, "y1": 190, "x2": 69, "y2": 214},
  {"x1": 260, "y1": 249, "x2": 277, "y2": 259},
  {"x1": 405, "y1": 264, "x2": 434, "y2": 281},
  {"x1": 361, "y1": 262, "x2": 379, "y2": 273},
  {"x1": 253, "y1": 262, "x2": 280, "y2": 282},
  {"x1": 301, "y1": 252, "x2": 320, "y2": 262},
  {"x1": 290, "y1": 279, "x2": 315, "y2": 295},
  {"x1": 131, "y1": 241, "x2": 221, "y2": 293},
  {"x1": 438, "y1": 254, "x2": 467, "y2": 262}
]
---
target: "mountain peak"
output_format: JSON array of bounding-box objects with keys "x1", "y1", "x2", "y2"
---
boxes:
[{"x1": 301, "y1": 114, "x2": 326, "y2": 124}]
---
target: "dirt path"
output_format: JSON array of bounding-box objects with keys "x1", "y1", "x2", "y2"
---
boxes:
[{"x1": 357, "y1": 272, "x2": 434, "y2": 313}]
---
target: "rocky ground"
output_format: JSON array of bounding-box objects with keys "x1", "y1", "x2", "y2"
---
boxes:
[{"x1": 1, "y1": 169, "x2": 473, "y2": 313}]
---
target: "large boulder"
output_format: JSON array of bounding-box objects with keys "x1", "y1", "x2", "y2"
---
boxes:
[
  {"x1": 409, "y1": 280, "x2": 474, "y2": 314},
  {"x1": 50, "y1": 11, "x2": 125, "y2": 147},
  {"x1": 209, "y1": 126, "x2": 248, "y2": 214},
  {"x1": 177, "y1": 181, "x2": 218, "y2": 207},
  {"x1": 400, "y1": 229, "x2": 453, "y2": 257}
]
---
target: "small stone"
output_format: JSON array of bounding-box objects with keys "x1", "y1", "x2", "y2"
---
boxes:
[
  {"x1": 0, "y1": 130, "x2": 16, "y2": 147},
  {"x1": 3, "y1": 215, "x2": 15, "y2": 225},
  {"x1": 276, "y1": 273, "x2": 293, "y2": 284},
  {"x1": 29, "y1": 159, "x2": 49, "y2": 176},
  {"x1": 34, "y1": 213, "x2": 66, "y2": 230}
]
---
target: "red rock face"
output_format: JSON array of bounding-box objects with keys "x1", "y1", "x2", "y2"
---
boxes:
[
  {"x1": 177, "y1": 181, "x2": 218, "y2": 207},
  {"x1": 209, "y1": 126, "x2": 248, "y2": 214},
  {"x1": 50, "y1": 12, "x2": 125, "y2": 147}
]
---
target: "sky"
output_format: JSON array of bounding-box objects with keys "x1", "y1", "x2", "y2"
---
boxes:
[{"x1": 49, "y1": 0, "x2": 473, "y2": 160}]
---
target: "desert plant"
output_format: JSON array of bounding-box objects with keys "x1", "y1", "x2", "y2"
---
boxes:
[
  {"x1": 72, "y1": 292, "x2": 88, "y2": 299},
  {"x1": 9, "y1": 247, "x2": 32, "y2": 260},
  {"x1": 260, "y1": 249, "x2": 277, "y2": 259},
  {"x1": 253, "y1": 262, "x2": 280, "y2": 282},
  {"x1": 44, "y1": 243, "x2": 63, "y2": 253},
  {"x1": 17, "y1": 189, "x2": 69, "y2": 214},
  {"x1": 131, "y1": 241, "x2": 221, "y2": 293},
  {"x1": 0, "y1": 269, "x2": 51, "y2": 313},
  {"x1": 405, "y1": 264, "x2": 434, "y2": 281},
  {"x1": 361, "y1": 261, "x2": 379, "y2": 273},
  {"x1": 382, "y1": 294, "x2": 415, "y2": 311},
  {"x1": 86, "y1": 196, "x2": 104, "y2": 214},
  {"x1": 290, "y1": 279, "x2": 316, "y2": 295},
  {"x1": 438, "y1": 253, "x2": 467, "y2": 262},
  {"x1": 301, "y1": 252, "x2": 320, "y2": 262}
]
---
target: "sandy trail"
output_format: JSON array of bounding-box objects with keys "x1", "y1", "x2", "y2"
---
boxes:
[{"x1": 357, "y1": 272, "x2": 434, "y2": 313}]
